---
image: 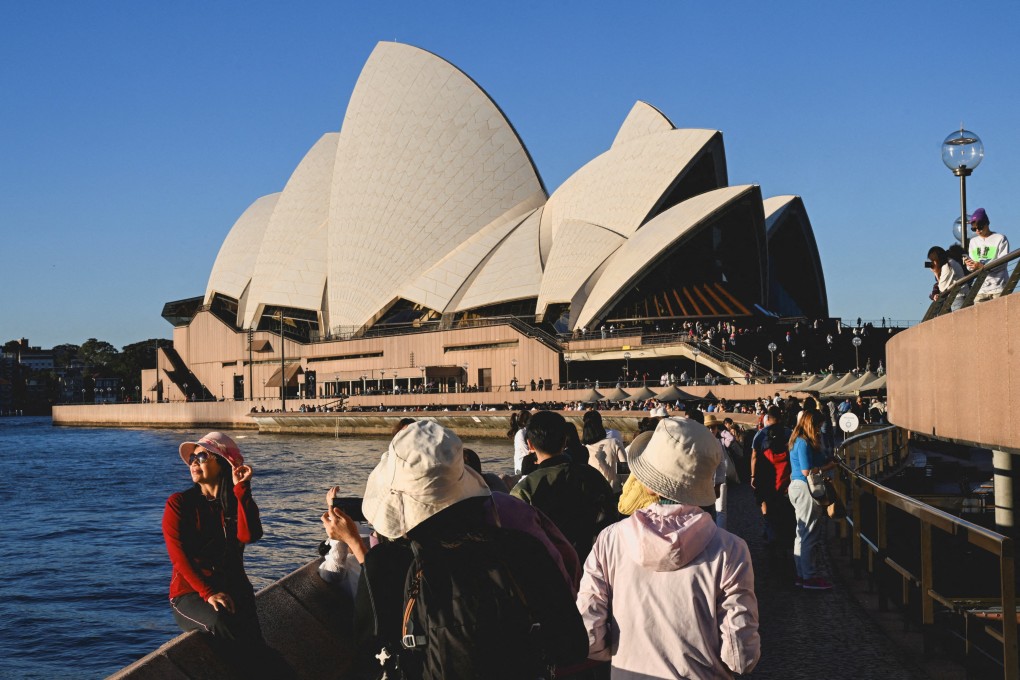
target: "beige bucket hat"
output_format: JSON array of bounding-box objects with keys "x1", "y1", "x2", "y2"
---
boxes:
[
  {"x1": 629, "y1": 417, "x2": 721, "y2": 506},
  {"x1": 362, "y1": 421, "x2": 490, "y2": 539}
]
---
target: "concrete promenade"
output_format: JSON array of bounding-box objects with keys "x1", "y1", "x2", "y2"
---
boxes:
[
  {"x1": 115, "y1": 478, "x2": 965, "y2": 679},
  {"x1": 726, "y1": 481, "x2": 960, "y2": 680}
]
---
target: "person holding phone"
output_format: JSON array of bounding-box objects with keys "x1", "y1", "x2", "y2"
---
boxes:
[
  {"x1": 319, "y1": 487, "x2": 367, "y2": 596},
  {"x1": 963, "y1": 208, "x2": 1010, "y2": 303},
  {"x1": 162, "y1": 432, "x2": 264, "y2": 645}
]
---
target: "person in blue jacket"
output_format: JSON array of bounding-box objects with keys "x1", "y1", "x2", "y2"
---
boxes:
[{"x1": 788, "y1": 413, "x2": 836, "y2": 590}]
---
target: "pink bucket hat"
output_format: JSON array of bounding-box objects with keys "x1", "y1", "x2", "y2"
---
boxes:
[{"x1": 179, "y1": 432, "x2": 244, "y2": 468}]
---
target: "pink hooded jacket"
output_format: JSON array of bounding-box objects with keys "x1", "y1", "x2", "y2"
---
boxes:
[{"x1": 576, "y1": 504, "x2": 760, "y2": 678}]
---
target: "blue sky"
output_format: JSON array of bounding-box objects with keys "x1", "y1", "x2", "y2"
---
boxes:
[{"x1": 2, "y1": 1, "x2": 1018, "y2": 349}]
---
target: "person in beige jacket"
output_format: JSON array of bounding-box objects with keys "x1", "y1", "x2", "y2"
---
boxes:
[{"x1": 582, "y1": 410, "x2": 627, "y2": 492}]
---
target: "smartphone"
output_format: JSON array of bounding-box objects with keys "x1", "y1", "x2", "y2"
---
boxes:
[
  {"x1": 923, "y1": 261, "x2": 933, "y2": 269},
  {"x1": 616, "y1": 461, "x2": 630, "y2": 475},
  {"x1": 331, "y1": 496, "x2": 366, "y2": 522}
]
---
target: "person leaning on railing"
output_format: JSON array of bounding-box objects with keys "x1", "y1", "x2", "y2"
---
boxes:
[
  {"x1": 927, "y1": 245, "x2": 968, "y2": 312},
  {"x1": 963, "y1": 208, "x2": 1010, "y2": 303}
]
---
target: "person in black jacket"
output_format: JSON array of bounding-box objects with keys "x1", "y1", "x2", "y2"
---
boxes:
[
  {"x1": 510, "y1": 411, "x2": 619, "y2": 562},
  {"x1": 330, "y1": 421, "x2": 588, "y2": 679}
]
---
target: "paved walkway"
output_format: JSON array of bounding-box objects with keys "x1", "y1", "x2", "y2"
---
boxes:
[{"x1": 725, "y1": 481, "x2": 943, "y2": 679}]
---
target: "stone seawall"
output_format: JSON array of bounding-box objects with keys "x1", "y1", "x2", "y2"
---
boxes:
[
  {"x1": 54, "y1": 407, "x2": 760, "y2": 438},
  {"x1": 53, "y1": 401, "x2": 258, "y2": 429},
  {"x1": 54, "y1": 383, "x2": 779, "y2": 435}
]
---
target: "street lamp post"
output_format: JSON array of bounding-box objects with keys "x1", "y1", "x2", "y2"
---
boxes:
[
  {"x1": 692, "y1": 345, "x2": 701, "y2": 385},
  {"x1": 852, "y1": 336, "x2": 862, "y2": 372},
  {"x1": 360, "y1": 374, "x2": 367, "y2": 395},
  {"x1": 183, "y1": 382, "x2": 188, "y2": 402},
  {"x1": 247, "y1": 328, "x2": 254, "y2": 402},
  {"x1": 564, "y1": 356, "x2": 572, "y2": 388},
  {"x1": 276, "y1": 311, "x2": 286, "y2": 412},
  {"x1": 801, "y1": 349, "x2": 807, "y2": 374},
  {"x1": 942, "y1": 128, "x2": 983, "y2": 257},
  {"x1": 767, "y1": 342, "x2": 777, "y2": 379},
  {"x1": 623, "y1": 352, "x2": 631, "y2": 385}
]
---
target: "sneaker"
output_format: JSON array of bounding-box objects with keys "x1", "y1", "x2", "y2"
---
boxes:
[{"x1": 801, "y1": 577, "x2": 834, "y2": 591}]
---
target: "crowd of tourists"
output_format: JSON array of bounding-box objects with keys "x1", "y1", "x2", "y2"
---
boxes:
[{"x1": 159, "y1": 385, "x2": 867, "y2": 678}]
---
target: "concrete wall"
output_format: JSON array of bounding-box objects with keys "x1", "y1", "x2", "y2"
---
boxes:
[
  {"x1": 886, "y1": 293, "x2": 1019, "y2": 452},
  {"x1": 250, "y1": 410, "x2": 761, "y2": 437},
  {"x1": 53, "y1": 384, "x2": 774, "y2": 432},
  {"x1": 169, "y1": 309, "x2": 564, "y2": 403},
  {"x1": 53, "y1": 401, "x2": 259, "y2": 429}
]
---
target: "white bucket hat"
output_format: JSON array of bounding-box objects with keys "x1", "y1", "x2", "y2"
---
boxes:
[
  {"x1": 362, "y1": 421, "x2": 490, "y2": 539},
  {"x1": 629, "y1": 417, "x2": 721, "y2": 506}
]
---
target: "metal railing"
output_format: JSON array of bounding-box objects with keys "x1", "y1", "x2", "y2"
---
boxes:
[
  {"x1": 567, "y1": 330, "x2": 764, "y2": 380},
  {"x1": 923, "y1": 249, "x2": 1020, "y2": 321},
  {"x1": 314, "y1": 315, "x2": 563, "y2": 350},
  {"x1": 833, "y1": 426, "x2": 1017, "y2": 678}
]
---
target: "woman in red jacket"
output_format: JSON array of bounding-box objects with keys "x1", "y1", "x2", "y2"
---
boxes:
[{"x1": 162, "y1": 432, "x2": 263, "y2": 643}]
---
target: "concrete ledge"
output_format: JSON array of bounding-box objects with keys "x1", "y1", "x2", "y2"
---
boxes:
[
  {"x1": 251, "y1": 411, "x2": 761, "y2": 438},
  {"x1": 53, "y1": 401, "x2": 258, "y2": 429},
  {"x1": 56, "y1": 384, "x2": 785, "y2": 433},
  {"x1": 109, "y1": 560, "x2": 354, "y2": 680}
]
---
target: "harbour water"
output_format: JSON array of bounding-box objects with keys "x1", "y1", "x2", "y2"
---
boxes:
[{"x1": 0, "y1": 416, "x2": 513, "y2": 679}]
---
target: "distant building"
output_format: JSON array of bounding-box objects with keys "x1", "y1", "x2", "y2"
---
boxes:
[
  {"x1": 0, "y1": 368, "x2": 12, "y2": 414},
  {"x1": 93, "y1": 375, "x2": 121, "y2": 404},
  {"x1": 148, "y1": 42, "x2": 828, "y2": 401}
]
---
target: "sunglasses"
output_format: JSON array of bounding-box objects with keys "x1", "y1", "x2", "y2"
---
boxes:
[{"x1": 189, "y1": 450, "x2": 216, "y2": 465}]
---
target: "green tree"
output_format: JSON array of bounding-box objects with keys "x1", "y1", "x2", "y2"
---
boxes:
[
  {"x1": 51, "y1": 343, "x2": 80, "y2": 368},
  {"x1": 78, "y1": 339, "x2": 118, "y2": 367},
  {"x1": 116, "y1": 339, "x2": 172, "y2": 397}
]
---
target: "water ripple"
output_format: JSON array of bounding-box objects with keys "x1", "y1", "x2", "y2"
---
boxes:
[{"x1": 0, "y1": 417, "x2": 514, "y2": 678}]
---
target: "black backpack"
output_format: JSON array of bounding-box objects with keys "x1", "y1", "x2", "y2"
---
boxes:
[{"x1": 395, "y1": 526, "x2": 551, "y2": 680}]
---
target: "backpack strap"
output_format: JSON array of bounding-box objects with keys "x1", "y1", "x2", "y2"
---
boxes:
[{"x1": 401, "y1": 541, "x2": 427, "y2": 649}]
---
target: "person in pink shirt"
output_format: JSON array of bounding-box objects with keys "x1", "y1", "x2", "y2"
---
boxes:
[{"x1": 577, "y1": 417, "x2": 760, "y2": 678}]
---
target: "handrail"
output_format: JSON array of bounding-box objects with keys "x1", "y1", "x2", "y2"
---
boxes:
[
  {"x1": 314, "y1": 315, "x2": 563, "y2": 349},
  {"x1": 924, "y1": 248, "x2": 1020, "y2": 321},
  {"x1": 833, "y1": 426, "x2": 1017, "y2": 678}
]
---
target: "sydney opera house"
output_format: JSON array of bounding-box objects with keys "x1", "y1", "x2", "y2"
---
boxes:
[{"x1": 146, "y1": 42, "x2": 827, "y2": 404}]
